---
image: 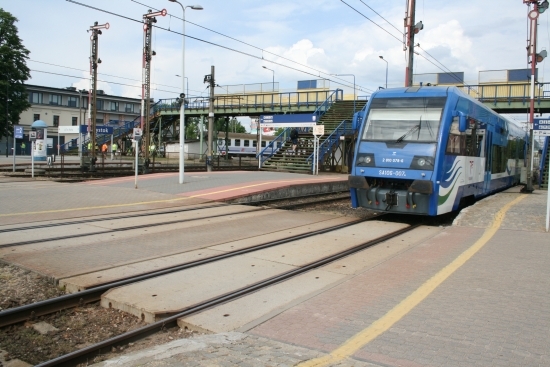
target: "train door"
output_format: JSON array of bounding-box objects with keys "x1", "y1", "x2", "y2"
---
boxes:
[{"x1": 483, "y1": 131, "x2": 493, "y2": 192}]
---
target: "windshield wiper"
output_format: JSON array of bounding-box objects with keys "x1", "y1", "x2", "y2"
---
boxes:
[{"x1": 396, "y1": 124, "x2": 420, "y2": 143}]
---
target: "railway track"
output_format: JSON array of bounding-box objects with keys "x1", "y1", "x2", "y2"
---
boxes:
[{"x1": 32, "y1": 222, "x2": 420, "y2": 367}]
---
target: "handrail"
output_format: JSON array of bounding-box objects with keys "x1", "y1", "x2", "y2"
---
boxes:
[
  {"x1": 306, "y1": 119, "x2": 353, "y2": 169},
  {"x1": 154, "y1": 89, "x2": 341, "y2": 114},
  {"x1": 539, "y1": 136, "x2": 549, "y2": 187},
  {"x1": 256, "y1": 89, "x2": 343, "y2": 167}
]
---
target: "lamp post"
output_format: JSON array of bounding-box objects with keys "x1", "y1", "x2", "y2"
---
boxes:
[
  {"x1": 169, "y1": 0, "x2": 203, "y2": 184},
  {"x1": 331, "y1": 74, "x2": 356, "y2": 112},
  {"x1": 379, "y1": 56, "x2": 388, "y2": 89},
  {"x1": 262, "y1": 66, "x2": 275, "y2": 92}
]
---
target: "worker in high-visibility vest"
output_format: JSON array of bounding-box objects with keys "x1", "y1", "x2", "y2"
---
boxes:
[
  {"x1": 112, "y1": 143, "x2": 118, "y2": 159},
  {"x1": 149, "y1": 144, "x2": 156, "y2": 157}
]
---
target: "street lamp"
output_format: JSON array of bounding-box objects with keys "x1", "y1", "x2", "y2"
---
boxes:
[
  {"x1": 262, "y1": 66, "x2": 275, "y2": 92},
  {"x1": 168, "y1": 0, "x2": 203, "y2": 184},
  {"x1": 379, "y1": 56, "x2": 388, "y2": 89},
  {"x1": 331, "y1": 74, "x2": 356, "y2": 112}
]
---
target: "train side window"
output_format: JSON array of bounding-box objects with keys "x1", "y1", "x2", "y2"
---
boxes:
[
  {"x1": 244, "y1": 140, "x2": 250, "y2": 147},
  {"x1": 465, "y1": 119, "x2": 482, "y2": 157},
  {"x1": 253, "y1": 140, "x2": 257, "y2": 147},
  {"x1": 446, "y1": 121, "x2": 464, "y2": 155},
  {"x1": 234, "y1": 139, "x2": 241, "y2": 147},
  {"x1": 261, "y1": 141, "x2": 266, "y2": 147}
]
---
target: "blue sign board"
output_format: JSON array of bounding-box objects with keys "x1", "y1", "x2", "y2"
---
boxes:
[
  {"x1": 79, "y1": 125, "x2": 114, "y2": 134},
  {"x1": 14, "y1": 125, "x2": 24, "y2": 139},
  {"x1": 259, "y1": 114, "x2": 317, "y2": 127},
  {"x1": 533, "y1": 118, "x2": 550, "y2": 136}
]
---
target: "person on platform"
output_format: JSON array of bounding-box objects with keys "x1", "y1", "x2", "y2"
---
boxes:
[
  {"x1": 21, "y1": 142, "x2": 26, "y2": 155},
  {"x1": 112, "y1": 142, "x2": 118, "y2": 159},
  {"x1": 290, "y1": 128, "x2": 299, "y2": 155}
]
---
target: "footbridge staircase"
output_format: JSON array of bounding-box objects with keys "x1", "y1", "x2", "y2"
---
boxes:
[{"x1": 259, "y1": 98, "x2": 367, "y2": 174}]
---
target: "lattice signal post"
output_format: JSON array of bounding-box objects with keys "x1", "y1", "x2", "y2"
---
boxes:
[{"x1": 142, "y1": 9, "x2": 167, "y2": 163}]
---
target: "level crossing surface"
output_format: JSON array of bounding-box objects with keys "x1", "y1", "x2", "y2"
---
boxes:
[{"x1": 88, "y1": 187, "x2": 549, "y2": 367}]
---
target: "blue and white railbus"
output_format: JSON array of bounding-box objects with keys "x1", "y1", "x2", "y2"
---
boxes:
[{"x1": 349, "y1": 86, "x2": 528, "y2": 216}]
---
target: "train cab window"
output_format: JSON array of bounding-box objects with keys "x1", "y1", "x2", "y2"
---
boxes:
[
  {"x1": 244, "y1": 140, "x2": 250, "y2": 147},
  {"x1": 464, "y1": 119, "x2": 483, "y2": 157},
  {"x1": 234, "y1": 139, "x2": 241, "y2": 147}
]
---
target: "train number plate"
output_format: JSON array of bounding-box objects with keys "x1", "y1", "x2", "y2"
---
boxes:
[{"x1": 378, "y1": 170, "x2": 406, "y2": 177}]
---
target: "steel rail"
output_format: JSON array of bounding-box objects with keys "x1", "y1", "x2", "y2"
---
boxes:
[
  {"x1": 0, "y1": 206, "x2": 265, "y2": 248},
  {"x1": 34, "y1": 223, "x2": 420, "y2": 367},
  {"x1": 0, "y1": 203, "x2": 226, "y2": 234},
  {"x1": 0, "y1": 217, "x2": 367, "y2": 328}
]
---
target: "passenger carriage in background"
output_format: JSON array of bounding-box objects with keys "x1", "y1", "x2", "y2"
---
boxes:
[
  {"x1": 349, "y1": 86, "x2": 528, "y2": 216},
  {"x1": 216, "y1": 132, "x2": 278, "y2": 158}
]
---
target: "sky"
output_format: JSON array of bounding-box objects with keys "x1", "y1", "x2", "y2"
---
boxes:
[{"x1": 3, "y1": 0, "x2": 550, "y2": 127}]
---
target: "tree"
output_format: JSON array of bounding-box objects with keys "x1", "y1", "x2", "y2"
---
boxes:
[{"x1": 0, "y1": 8, "x2": 31, "y2": 141}]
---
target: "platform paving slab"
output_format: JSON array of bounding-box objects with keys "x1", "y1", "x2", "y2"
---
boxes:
[
  {"x1": 101, "y1": 222, "x2": 408, "y2": 323},
  {"x1": 91, "y1": 332, "x2": 380, "y2": 367},
  {"x1": 178, "y1": 226, "x2": 444, "y2": 334},
  {"x1": 2, "y1": 209, "x2": 341, "y2": 281},
  {"x1": 59, "y1": 216, "x2": 356, "y2": 293}
]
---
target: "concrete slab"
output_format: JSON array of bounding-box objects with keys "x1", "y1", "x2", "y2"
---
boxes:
[
  {"x1": 243, "y1": 221, "x2": 409, "y2": 267},
  {"x1": 178, "y1": 268, "x2": 347, "y2": 333},
  {"x1": 101, "y1": 256, "x2": 297, "y2": 324},
  {"x1": 177, "y1": 226, "x2": 442, "y2": 334},
  {"x1": 59, "y1": 217, "x2": 356, "y2": 293},
  {"x1": 101, "y1": 221, "x2": 408, "y2": 324}
]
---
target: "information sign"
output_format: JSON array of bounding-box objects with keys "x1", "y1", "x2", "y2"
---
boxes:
[
  {"x1": 533, "y1": 118, "x2": 550, "y2": 136},
  {"x1": 29, "y1": 131, "x2": 37, "y2": 141},
  {"x1": 133, "y1": 128, "x2": 143, "y2": 140},
  {"x1": 259, "y1": 114, "x2": 317, "y2": 128},
  {"x1": 14, "y1": 125, "x2": 23, "y2": 139},
  {"x1": 313, "y1": 125, "x2": 325, "y2": 136}
]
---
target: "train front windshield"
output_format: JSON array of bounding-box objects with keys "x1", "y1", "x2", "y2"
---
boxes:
[{"x1": 361, "y1": 97, "x2": 446, "y2": 142}]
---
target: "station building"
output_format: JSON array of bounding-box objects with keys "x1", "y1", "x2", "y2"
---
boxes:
[{"x1": 1, "y1": 84, "x2": 141, "y2": 156}]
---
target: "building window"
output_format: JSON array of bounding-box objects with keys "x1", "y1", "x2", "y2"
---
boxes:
[
  {"x1": 111, "y1": 101, "x2": 119, "y2": 111},
  {"x1": 33, "y1": 114, "x2": 40, "y2": 121},
  {"x1": 30, "y1": 92, "x2": 43, "y2": 104},
  {"x1": 72, "y1": 117, "x2": 78, "y2": 126},
  {"x1": 49, "y1": 94, "x2": 62, "y2": 105},
  {"x1": 68, "y1": 96, "x2": 78, "y2": 107},
  {"x1": 96, "y1": 100, "x2": 104, "y2": 110},
  {"x1": 125, "y1": 103, "x2": 134, "y2": 113},
  {"x1": 53, "y1": 115, "x2": 59, "y2": 127},
  {"x1": 96, "y1": 118, "x2": 104, "y2": 124}
]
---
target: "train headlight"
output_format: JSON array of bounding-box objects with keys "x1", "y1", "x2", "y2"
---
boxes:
[
  {"x1": 410, "y1": 156, "x2": 434, "y2": 170},
  {"x1": 356, "y1": 153, "x2": 375, "y2": 167}
]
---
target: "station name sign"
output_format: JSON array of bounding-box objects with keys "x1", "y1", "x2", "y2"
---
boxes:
[
  {"x1": 533, "y1": 118, "x2": 550, "y2": 136},
  {"x1": 79, "y1": 125, "x2": 114, "y2": 135},
  {"x1": 259, "y1": 114, "x2": 317, "y2": 128}
]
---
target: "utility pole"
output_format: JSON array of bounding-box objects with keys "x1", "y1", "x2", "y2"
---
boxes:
[
  {"x1": 142, "y1": 9, "x2": 166, "y2": 166},
  {"x1": 404, "y1": 0, "x2": 423, "y2": 87},
  {"x1": 522, "y1": 0, "x2": 548, "y2": 192},
  {"x1": 88, "y1": 22, "x2": 109, "y2": 171},
  {"x1": 205, "y1": 65, "x2": 215, "y2": 172}
]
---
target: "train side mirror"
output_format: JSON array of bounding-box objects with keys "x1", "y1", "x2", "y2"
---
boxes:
[{"x1": 454, "y1": 111, "x2": 468, "y2": 132}]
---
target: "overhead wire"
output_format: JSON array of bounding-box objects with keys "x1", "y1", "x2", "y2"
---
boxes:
[
  {"x1": 30, "y1": 69, "x2": 198, "y2": 95},
  {"x1": 340, "y1": 0, "x2": 403, "y2": 44},
  {"x1": 65, "y1": 0, "x2": 373, "y2": 93},
  {"x1": 358, "y1": 0, "x2": 403, "y2": 36},
  {"x1": 130, "y1": 0, "x2": 364, "y2": 91}
]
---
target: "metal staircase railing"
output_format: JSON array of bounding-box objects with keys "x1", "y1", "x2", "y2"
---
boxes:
[
  {"x1": 257, "y1": 89, "x2": 343, "y2": 167},
  {"x1": 539, "y1": 136, "x2": 549, "y2": 188},
  {"x1": 62, "y1": 100, "x2": 162, "y2": 153},
  {"x1": 306, "y1": 119, "x2": 353, "y2": 168},
  {"x1": 306, "y1": 105, "x2": 366, "y2": 171}
]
